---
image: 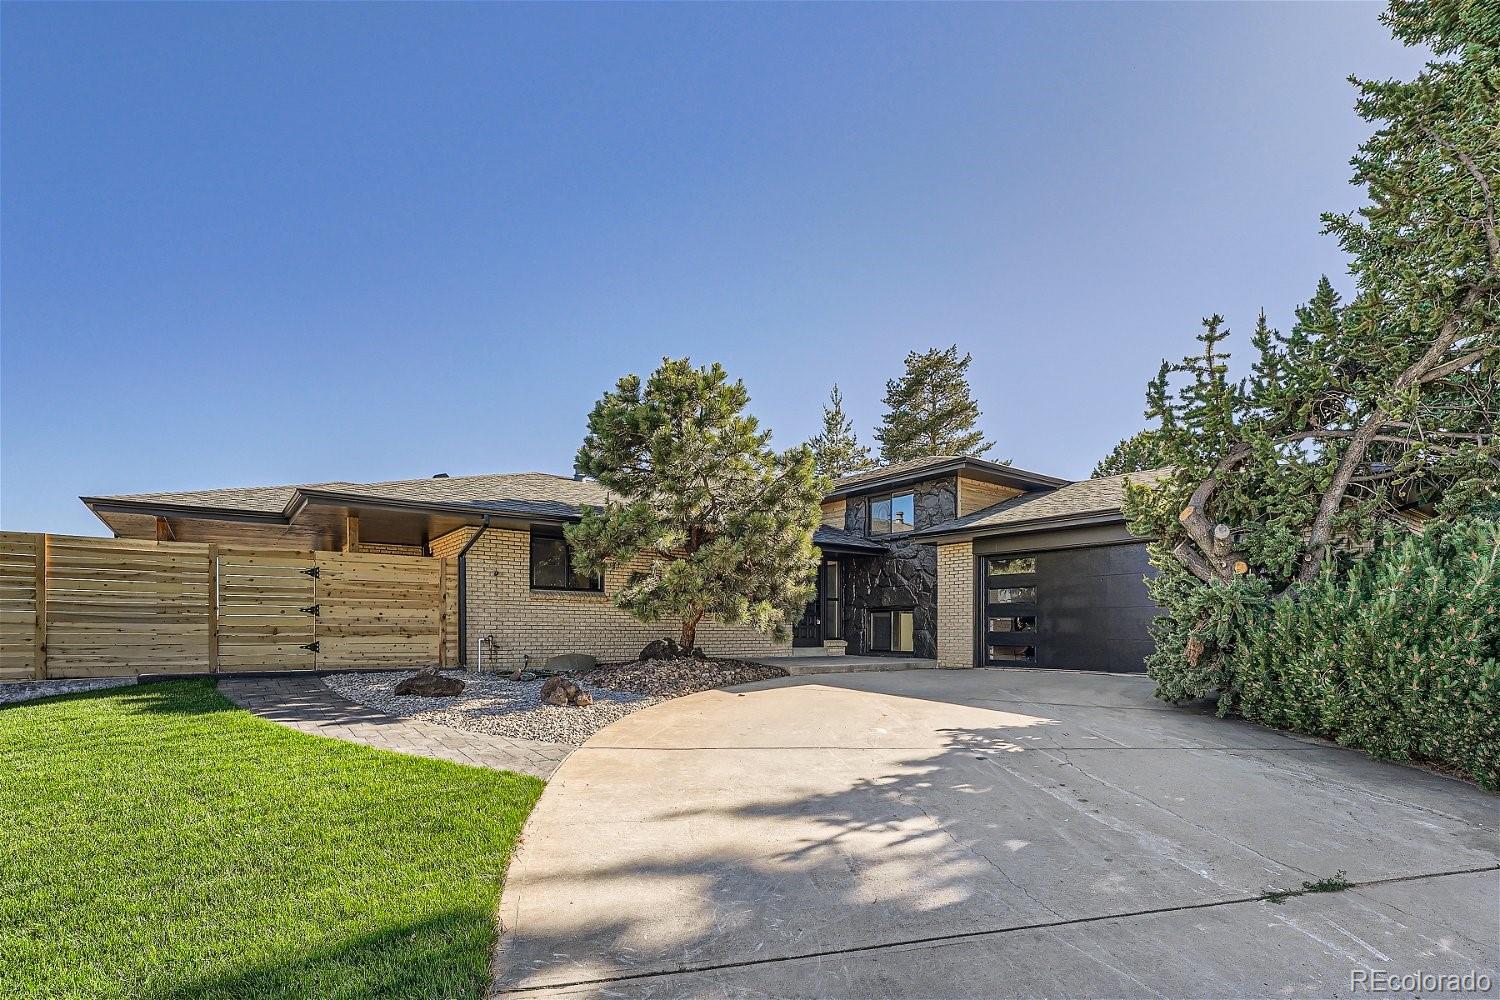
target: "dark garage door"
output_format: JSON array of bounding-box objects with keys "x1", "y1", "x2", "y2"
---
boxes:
[{"x1": 983, "y1": 542, "x2": 1158, "y2": 672}]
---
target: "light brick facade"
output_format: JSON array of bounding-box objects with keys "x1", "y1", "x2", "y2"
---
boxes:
[
  {"x1": 440, "y1": 527, "x2": 792, "y2": 669},
  {"x1": 820, "y1": 499, "x2": 847, "y2": 528},
  {"x1": 936, "y1": 541, "x2": 975, "y2": 668},
  {"x1": 957, "y1": 478, "x2": 1023, "y2": 517}
]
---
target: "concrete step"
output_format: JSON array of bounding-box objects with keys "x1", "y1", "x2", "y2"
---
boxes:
[{"x1": 747, "y1": 655, "x2": 940, "y2": 676}]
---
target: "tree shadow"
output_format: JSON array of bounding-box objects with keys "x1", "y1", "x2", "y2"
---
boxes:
[{"x1": 150, "y1": 907, "x2": 494, "y2": 1000}]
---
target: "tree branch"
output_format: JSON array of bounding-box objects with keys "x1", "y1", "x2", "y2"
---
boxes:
[
  {"x1": 1418, "y1": 344, "x2": 1498, "y2": 384},
  {"x1": 1428, "y1": 128, "x2": 1500, "y2": 266},
  {"x1": 1298, "y1": 285, "x2": 1484, "y2": 582}
]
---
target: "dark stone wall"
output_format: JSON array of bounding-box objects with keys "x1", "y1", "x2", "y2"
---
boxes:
[{"x1": 838, "y1": 476, "x2": 955, "y2": 658}]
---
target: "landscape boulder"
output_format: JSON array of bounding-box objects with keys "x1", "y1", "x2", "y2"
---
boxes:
[
  {"x1": 640, "y1": 638, "x2": 683, "y2": 661},
  {"x1": 537, "y1": 652, "x2": 597, "y2": 676},
  {"x1": 540, "y1": 676, "x2": 593, "y2": 707},
  {"x1": 394, "y1": 667, "x2": 465, "y2": 698}
]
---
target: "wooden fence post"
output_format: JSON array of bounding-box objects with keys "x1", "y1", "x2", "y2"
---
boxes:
[
  {"x1": 33, "y1": 534, "x2": 47, "y2": 680},
  {"x1": 207, "y1": 545, "x2": 220, "y2": 674}
]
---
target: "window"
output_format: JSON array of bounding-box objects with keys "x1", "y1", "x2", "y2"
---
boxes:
[
  {"x1": 984, "y1": 552, "x2": 1040, "y2": 666},
  {"x1": 822, "y1": 562, "x2": 842, "y2": 640},
  {"x1": 869, "y1": 609, "x2": 914, "y2": 653},
  {"x1": 868, "y1": 492, "x2": 915, "y2": 535},
  {"x1": 529, "y1": 530, "x2": 602, "y2": 591}
]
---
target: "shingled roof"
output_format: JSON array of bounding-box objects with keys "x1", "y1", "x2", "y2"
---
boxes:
[
  {"x1": 83, "y1": 472, "x2": 611, "y2": 519},
  {"x1": 917, "y1": 467, "x2": 1173, "y2": 540}
]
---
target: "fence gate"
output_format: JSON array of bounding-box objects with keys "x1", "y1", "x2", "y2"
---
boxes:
[
  {"x1": 216, "y1": 548, "x2": 319, "y2": 672},
  {"x1": 312, "y1": 550, "x2": 443, "y2": 669}
]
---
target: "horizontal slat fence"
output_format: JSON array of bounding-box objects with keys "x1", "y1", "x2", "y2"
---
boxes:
[
  {"x1": 0, "y1": 531, "x2": 451, "y2": 680},
  {"x1": 0, "y1": 533, "x2": 42, "y2": 680},
  {"x1": 44, "y1": 535, "x2": 213, "y2": 677}
]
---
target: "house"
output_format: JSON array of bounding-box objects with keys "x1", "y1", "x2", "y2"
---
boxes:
[{"x1": 81, "y1": 458, "x2": 1169, "y2": 672}]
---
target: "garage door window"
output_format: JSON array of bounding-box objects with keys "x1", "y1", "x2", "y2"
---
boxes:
[{"x1": 984, "y1": 555, "x2": 1038, "y2": 665}]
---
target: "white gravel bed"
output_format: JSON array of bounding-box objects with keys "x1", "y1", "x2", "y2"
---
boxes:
[
  {"x1": 323, "y1": 658, "x2": 788, "y2": 746},
  {"x1": 324, "y1": 669, "x2": 659, "y2": 745},
  {"x1": 0, "y1": 677, "x2": 136, "y2": 707}
]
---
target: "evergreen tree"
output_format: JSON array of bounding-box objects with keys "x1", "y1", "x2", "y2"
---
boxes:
[
  {"x1": 1124, "y1": 3, "x2": 1499, "y2": 706},
  {"x1": 875, "y1": 346, "x2": 995, "y2": 462},
  {"x1": 807, "y1": 385, "x2": 875, "y2": 481},
  {"x1": 1093, "y1": 428, "x2": 1170, "y2": 478},
  {"x1": 568, "y1": 358, "x2": 823, "y2": 652}
]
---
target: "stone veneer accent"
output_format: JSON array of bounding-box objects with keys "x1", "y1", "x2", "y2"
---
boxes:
[
  {"x1": 840, "y1": 476, "x2": 955, "y2": 659},
  {"x1": 936, "y1": 542, "x2": 976, "y2": 668},
  {"x1": 435, "y1": 527, "x2": 791, "y2": 669},
  {"x1": 957, "y1": 478, "x2": 1023, "y2": 517}
]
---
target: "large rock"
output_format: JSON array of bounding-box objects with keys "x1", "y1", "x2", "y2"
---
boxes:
[
  {"x1": 540, "y1": 676, "x2": 593, "y2": 707},
  {"x1": 640, "y1": 638, "x2": 682, "y2": 661},
  {"x1": 537, "y1": 652, "x2": 597, "y2": 676},
  {"x1": 394, "y1": 667, "x2": 465, "y2": 697}
]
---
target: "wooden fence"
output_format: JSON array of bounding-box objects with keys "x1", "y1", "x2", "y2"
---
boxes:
[{"x1": 0, "y1": 532, "x2": 454, "y2": 680}]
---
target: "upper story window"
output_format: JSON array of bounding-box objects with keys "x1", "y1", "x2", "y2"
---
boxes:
[
  {"x1": 868, "y1": 492, "x2": 915, "y2": 535},
  {"x1": 530, "y1": 529, "x2": 602, "y2": 592}
]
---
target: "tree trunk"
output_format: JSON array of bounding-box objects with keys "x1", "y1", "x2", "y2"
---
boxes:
[{"x1": 680, "y1": 611, "x2": 703, "y2": 652}]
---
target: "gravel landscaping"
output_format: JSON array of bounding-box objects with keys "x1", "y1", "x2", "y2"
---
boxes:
[
  {"x1": 0, "y1": 677, "x2": 136, "y2": 707},
  {"x1": 324, "y1": 658, "x2": 788, "y2": 746}
]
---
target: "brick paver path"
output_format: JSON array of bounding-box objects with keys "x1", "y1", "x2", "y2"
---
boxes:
[{"x1": 219, "y1": 676, "x2": 571, "y2": 779}]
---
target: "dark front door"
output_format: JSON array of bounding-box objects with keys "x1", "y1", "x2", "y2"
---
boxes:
[{"x1": 792, "y1": 596, "x2": 821, "y2": 646}]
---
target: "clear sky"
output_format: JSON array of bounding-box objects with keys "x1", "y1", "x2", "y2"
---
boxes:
[{"x1": 2, "y1": 2, "x2": 1428, "y2": 536}]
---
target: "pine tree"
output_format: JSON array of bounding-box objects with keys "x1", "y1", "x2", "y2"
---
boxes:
[
  {"x1": 1092, "y1": 428, "x2": 1170, "y2": 478},
  {"x1": 568, "y1": 358, "x2": 823, "y2": 652},
  {"x1": 1123, "y1": 3, "x2": 1499, "y2": 706},
  {"x1": 807, "y1": 385, "x2": 875, "y2": 481},
  {"x1": 875, "y1": 346, "x2": 995, "y2": 462}
]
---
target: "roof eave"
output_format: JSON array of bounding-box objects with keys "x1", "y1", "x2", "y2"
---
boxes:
[
  {"x1": 826, "y1": 458, "x2": 1068, "y2": 500},
  {"x1": 80, "y1": 496, "x2": 290, "y2": 525},
  {"x1": 916, "y1": 509, "x2": 1134, "y2": 545},
  {"x1": 288, "y1": 488, "x2": 583, "y2": 525}
]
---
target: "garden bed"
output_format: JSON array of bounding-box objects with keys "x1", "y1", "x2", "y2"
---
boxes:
[{"x1": 324, "y1": 657, "x2": 788, "y2": 746}]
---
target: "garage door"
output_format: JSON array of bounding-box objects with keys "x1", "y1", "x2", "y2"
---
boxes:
[{"x1": 982, "y1": 543, "x2": 1158, "y2": 672}]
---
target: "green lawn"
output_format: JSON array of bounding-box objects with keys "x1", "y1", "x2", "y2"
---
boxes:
[{"x1": 0, "y1": 680, "x2": 544, "y2": 1000}]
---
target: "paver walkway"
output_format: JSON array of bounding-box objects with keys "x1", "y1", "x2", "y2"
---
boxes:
[{"x1": 219, "y1": 676, "x2": 571, "y2": 779}]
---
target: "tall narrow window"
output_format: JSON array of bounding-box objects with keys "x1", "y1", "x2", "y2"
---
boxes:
[{"x1": 822, "y1": 561, "x2": 842, "y2": 640}]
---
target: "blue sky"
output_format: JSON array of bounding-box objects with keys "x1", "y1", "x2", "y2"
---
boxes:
[{"x1": 2, "y1": 2, "x2": 1427, "y2": 536}]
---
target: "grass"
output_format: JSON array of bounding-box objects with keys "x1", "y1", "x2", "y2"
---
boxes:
[
  {"x1": 0, "y1": 680, "x2": 544, "y2": 1000},
  {"x1": 1261, "y1": 870, "x2": 1354, "y2": 905}
]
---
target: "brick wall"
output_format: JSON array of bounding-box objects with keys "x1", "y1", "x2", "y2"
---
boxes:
[
  {"x1": 452, "y1": 527, "x2": 791, "y2": 669},
  {"x1": 957, "y1": 477, "x2": 1023, "y2": 518},
  {"x1": 820, "y1": 499, "x2": 846, "y2": 528},
  {"x1": 354, "y1": 542, "x2": 425, "y2": 557},
  {"x1": 936, "y1": 542, "x2": 975, "y2": 668}
]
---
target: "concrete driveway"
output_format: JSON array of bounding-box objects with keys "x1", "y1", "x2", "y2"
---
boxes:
[{"x1": 492, "y1": 669, "x2": 1499, "y2": 998}]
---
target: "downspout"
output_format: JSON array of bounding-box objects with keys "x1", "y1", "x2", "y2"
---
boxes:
[{"x1": 455, "y1": 515, "x2": 491, "y2": 667}]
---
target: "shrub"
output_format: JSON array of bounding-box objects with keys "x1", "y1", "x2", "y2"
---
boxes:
[{"x1": 1231, "y1": 517, "x2": 1500, "y2": 789}]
